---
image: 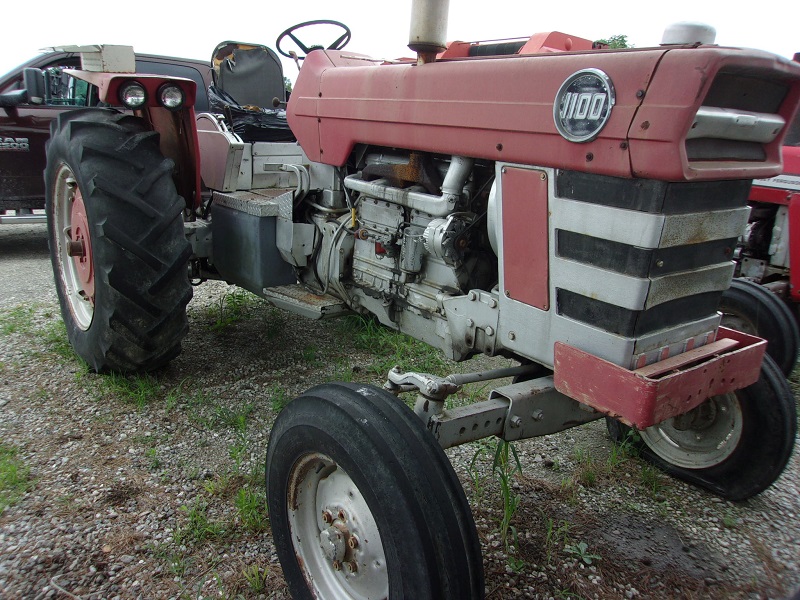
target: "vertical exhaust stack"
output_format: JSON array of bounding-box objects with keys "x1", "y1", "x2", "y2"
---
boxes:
[{"x1": 408, "y1": 0, "x2": 450, "y2": 65}]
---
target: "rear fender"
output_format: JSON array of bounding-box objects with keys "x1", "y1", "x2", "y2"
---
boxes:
[{"x1": 65, "y1": 69, "x2": 202, "y2": 210}]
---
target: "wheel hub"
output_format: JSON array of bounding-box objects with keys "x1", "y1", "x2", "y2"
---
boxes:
[
  {"x1": 69, "y1": 189, "x2": 95, "y2": 302},
  {"x1": 319, "y1": 524, "x2": 348, "y2": 563},
  {"x1": 53, "y1": 165, "x2": 95, "y2": 330},
  {"x1": 671, "y1": 400, "x2": 718, "y2": 431},
  {"x1": 288, "y1": 453, "x2": 388, "y2": 599},
  {"x1": 640, "y1": 393, "x2": 743, "y2": 469}
]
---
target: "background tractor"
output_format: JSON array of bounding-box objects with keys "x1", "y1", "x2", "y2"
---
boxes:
[
  {"x1": 718, "y1": 79, "x2": 800, "y2": 376},
  {"x1": 15, "y1": 0, "x2": 800, "y2": 597}
]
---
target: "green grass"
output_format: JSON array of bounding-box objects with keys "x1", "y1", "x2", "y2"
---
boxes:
[
  {"x1": 493, "y1": 440, "x2": 522, "y2": 548},
  {"x1": 269, "y1": 385, "x2": 290, "y2": 412},
  {"x1": 242, "y1": 563, "x2": 270, "y2": 594},
  {"x1": 640, "y1": 464, "x2": 664, "y2": 498},
  {"x1": 0, "y1": 305, "x2": 35, "y2": 335},
  {"x1": 37, "y1": 320, "x2": 74, "y2": 360},
  {"x1": 103, "y1": 373, "x2": 161, "y2": 408},
  {"x1": 342, "y1": 314, "x2": 447, "y2": 376},
  {"x1": 208, "y1": 288, "x2": 262, "y2": 331},
  {"x1": 235, "y1": 487, "x2": 269, "y2": 533},
  {"x1": 564, "y1": 540, "x2": 601, "y2": 565},
  {"x1": 174, "y1": 498, "x2": 226, "y2": 545},
  {"x1": 0, "y1": 444, "x2": 32, "y2": 514}
]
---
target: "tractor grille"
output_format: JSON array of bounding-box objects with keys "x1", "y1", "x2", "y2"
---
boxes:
[{"x1": 552, "y1": 170, "x2": 751, "y2": 345}]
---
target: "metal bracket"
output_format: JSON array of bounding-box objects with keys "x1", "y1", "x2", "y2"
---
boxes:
[
  {"x1": 443, "y1": 290, "x2": 501, "y2": 357},
  {"x1": 385, "y1": 364, "x2": 596, "y2": 448}
]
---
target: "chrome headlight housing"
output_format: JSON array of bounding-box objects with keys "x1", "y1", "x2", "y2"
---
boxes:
[
  {"x1": 118, "y1": 81, "x2": 147, "y2": 109},
  {"x1": 158, "y1": 83, "x2": 185, "y2": 110}
]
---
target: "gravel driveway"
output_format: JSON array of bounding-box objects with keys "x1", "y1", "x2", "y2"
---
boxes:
[{"x1": 1, "y1": 224, "x2": 799, "y2": 600}]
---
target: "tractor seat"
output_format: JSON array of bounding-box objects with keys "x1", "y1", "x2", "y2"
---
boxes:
[{"x1": 209, "y1": 41, "x2": 295, "y2": 143}]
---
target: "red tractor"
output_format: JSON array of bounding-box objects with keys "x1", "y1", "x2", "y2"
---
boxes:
[
  {"x1": 719, "y1": 72, "x2": 800, "y2": 376},
  {"x1": 8, "y1": 1, "x2": 799, "y2": 597}
]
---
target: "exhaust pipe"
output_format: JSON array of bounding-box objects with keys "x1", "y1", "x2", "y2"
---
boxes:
[{"x1": 408, "y1": 0, "x2": 450, "y2": 65}]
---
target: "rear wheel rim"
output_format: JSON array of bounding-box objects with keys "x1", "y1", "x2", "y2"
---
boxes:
[
  {"x1": 287, "y1": 452, "x2": 388, "y2": 599},
  {"x1": 639, "y1": 393, "x2": 743, "y2": 469},
  {"x1": 53, "y1": 163, "x2": 94, "y2": 330}
]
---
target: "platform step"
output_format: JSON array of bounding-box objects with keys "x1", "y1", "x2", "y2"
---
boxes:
[{"x1": 261, "y1": 284, "x2": 351, "y2": 320}]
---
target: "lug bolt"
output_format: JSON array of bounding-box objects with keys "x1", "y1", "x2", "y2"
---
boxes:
[
  {"x1": 348, "y1": 536, "x2": 359, "y2": 549},
  {"x1": 322, "y1": 511, "x2": 333, "y2": 524},
  {"x1": 345, "y1": 561, "x2": 358, "y2": 573},
  {"x1": 338, "y1": 509, "x2": 346, "y2": 521},
  {"x1": 332, "y1": 560, "x2": 341, "y2": 571},
  {"x1": 66, "y1": 240, "x2": 85, "y2": 257}
]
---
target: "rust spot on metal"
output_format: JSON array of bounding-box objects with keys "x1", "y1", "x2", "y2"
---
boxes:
[
  {"x1": 361, "y1": 152, "x2": 442, "y2": 193},
  {"x1": 287, "y1": 453, "x2": 323, "y2": 510}
]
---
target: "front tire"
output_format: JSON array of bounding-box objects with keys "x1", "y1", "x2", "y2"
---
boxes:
[
  {"x1": 45, "y1": 109, "x2": 192, "y2": 372},
  {"x1": 719, "y1": 278, "x2": 799, "y2": 375},
  {"x1": 606, "y1": 354, "x2": 796, "y2": 501},
  {"x1": 266, "y1": 382, "x2": 485, "y2": 599}
]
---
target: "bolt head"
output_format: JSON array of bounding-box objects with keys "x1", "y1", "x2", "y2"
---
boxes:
[
  {"x1": 322, "y1": 510, "x2": 333, "y2": 524},
  {"x1": 345, "y1": 561, "x2": 358, "y2": 573}
]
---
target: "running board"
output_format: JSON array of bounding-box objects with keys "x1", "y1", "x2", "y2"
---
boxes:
[{"x1": 261, "y1": 284, "x2": 351, "y2": 320}]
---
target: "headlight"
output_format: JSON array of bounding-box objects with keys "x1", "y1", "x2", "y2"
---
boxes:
[
  {"x1": 118, "y1": 81, "x2": 147, "y2": 109},
  {"x1": 158, "y1": 83, "x2": 185, "y2": 110}
]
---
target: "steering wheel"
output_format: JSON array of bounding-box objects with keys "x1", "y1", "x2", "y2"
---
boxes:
[{"x1": 276, "y1": 20, "x2": 351, "y2": 60}]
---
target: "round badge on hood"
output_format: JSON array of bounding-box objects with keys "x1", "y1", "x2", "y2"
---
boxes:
[{"x1": 554, "y1": 69, "x2": 615, "y2": 143}]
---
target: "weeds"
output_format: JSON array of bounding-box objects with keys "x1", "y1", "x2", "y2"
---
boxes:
[
  {"x1": 145, "y1": 447, "x2": 160, "y2": 470},
  {"x1": 467, "y1": 439, "x2": 493, "y2": 503},
  {"x1": 564, "y1": 540, "x2": 601, "y2": 565},
  {"x1": 174, "y1": 498, "x2": 226, "y2": 545},
  {"x1": 343, "y1": 314, "x2": 446, "y2": 376},
  {"x1": 215, "y1": 403, "x2": 253, "y2": 433},
  {"x1": 0, "y1": 444, "x2": 32, "y2": 514},
  {"x1": 608, "y1": 429, "x2": 640, "y2": 467},
  {"x1": 545, "y1": 516, "x2": 571, "y2": 554},
  {"x1": 0, "y1": 305, "x2": 34, "y2": 335},
  {"x1": 229, "y1": 440, "x2": 248, "y2": 473},
  {"x1": 722, "y1": 511, "x2": 738, "y2": 529},
  {"x1": 235, "y1": 487, "x2": 269, "y2": 533},
  {"x1": 103, "y1": 373, "x2": 161, "y2": 409},
  {"x1": 300, "y1": 344, "x2": 319, "y2": 365},
  {"x1": 242, "y1": 563, "x2": 269, "y2": 594},
  {"x1": 209, "y1": 288, "x2": 259, "y2": 331},
  {"x1": 572, "y1": 448, "x2": 600, "y2": 488},
  {"x1": 165, "y1": 379, "x2": 190, "y2": 411},
  {"x1": 640, "y1": 464, "x2": 663, "y2": 497},
  {"x1": 269, "y1": 385, "x2": 290, "y2": 412},
  {"x1": 493, "y1": 440, "x2": 522, "y2": 548},
  {"x1": 202, "y1": 472, "x2": 240, "y2": 498}
]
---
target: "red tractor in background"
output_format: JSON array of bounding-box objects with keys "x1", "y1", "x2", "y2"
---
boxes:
[
  {"x1": 3, "y1": 0, "x2": 799, "y2": 597},
  {"x1": 720, "y1": 66, "x2": 800, "y2": 376}
]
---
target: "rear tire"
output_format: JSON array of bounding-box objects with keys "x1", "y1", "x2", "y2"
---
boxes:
[
  {"x1": 266, "y1": 382, "x2": 485, "y2": 599},
  {"x1": 719, "y1": 278, "x2": 799, "y2": 375},
  {"x1": 45, "y1": 109, "x2": 192, "y2": 372},
  {"x1": 606, "y1": 354, "x2": 796, "y2": 501}
]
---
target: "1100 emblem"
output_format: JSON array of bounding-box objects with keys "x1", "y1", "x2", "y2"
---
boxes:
[
  {"x1": 0, "y1": 137, "x2": 30, "y2": 151},
  {"x1": 554, "y1": 69, "x2": 615, "y2": 143}
]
